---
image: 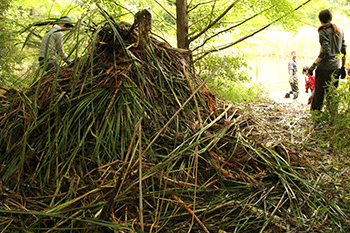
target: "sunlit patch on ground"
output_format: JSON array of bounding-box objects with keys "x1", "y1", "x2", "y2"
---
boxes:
[{"x1": 269, "y1": 90, "x2": 312, "y2": 106}]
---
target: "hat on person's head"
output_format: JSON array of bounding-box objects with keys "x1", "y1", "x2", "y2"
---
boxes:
[{"x1": 57, "y1": 16, "x2": 74, "y2": 27}]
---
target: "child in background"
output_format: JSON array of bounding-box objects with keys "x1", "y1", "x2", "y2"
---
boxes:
[{"x1": 303, "y1": 66, "x2": 315, "y2": 104}]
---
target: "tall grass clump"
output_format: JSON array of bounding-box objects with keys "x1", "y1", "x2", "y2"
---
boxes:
[
  {"x1": 0, "y1": 7, "x2": 349, "y2": 232},
  {"x1": 309, "y1": 75, "x2": 350, "y2": 149}
]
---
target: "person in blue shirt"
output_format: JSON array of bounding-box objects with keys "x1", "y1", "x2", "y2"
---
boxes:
[{"x1": 284, "y1": 50, "x2": 299, "y2": 99}]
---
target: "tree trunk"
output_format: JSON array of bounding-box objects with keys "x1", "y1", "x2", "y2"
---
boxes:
[{"x1": 176, "y1": 0, "x2": 188, "y2": 50}]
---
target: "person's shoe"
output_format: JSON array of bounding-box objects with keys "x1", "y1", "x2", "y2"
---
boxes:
[{"x1": 307, "y1": 96, "x2": 313, "y2": 105}]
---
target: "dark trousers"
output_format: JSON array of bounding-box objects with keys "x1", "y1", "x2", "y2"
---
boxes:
[
  {"x1": 39, "y1": 57, "x2": 58, "y2": 72},
  {"x1": 311, "y1": 69, "x2": 339, "y2": 111},
  {"x1": 287, "y1": 75, "x2": 299, "y2": 99}
]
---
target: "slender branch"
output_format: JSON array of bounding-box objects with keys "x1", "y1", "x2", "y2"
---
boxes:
[
  {"x1": 193, "y1": 0, "x2": 313, "y2": 63},
  {"x1": 193, "y1": 23, "x2": 270, "y2": 62},
  {"x1": 104, "y1": 118, "x2": 142, "y2": 217},
  {"x1": 189, "y1": 0, "x2": 241, "y2": 43},
  {"x1": 192, "y1": 6, "x2": 273, "y2": 52},
  {"x1": 153, "y1": 0, "x2": 176, "y2": 20},
  {"x1": 208, "y1": 0, "x2": 218, "y2": 30},
  {"x1": 151, "y1": 10, "x2": 177, "y2": 31},
  {"x1": 190, "y1": 0, "x2": 218, "y2": 40},
  {"x1": 172, "y1": 194, "x2": 210, "y2": 233},
  {"x1": 138, "y1": 118, "x2": 144, "y2": 232},
  {"x1": 188, "y1": 0, "x2": 215, "y2": 14},
  {"x1": 184, "y1": 64, "x2": 202, "y2": 128}
]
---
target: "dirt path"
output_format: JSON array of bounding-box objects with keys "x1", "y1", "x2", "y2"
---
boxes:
[
  {"x1": 269, "y1": 90, "x2": 312, "y2": 107},
  {"x1": 237, "y1": 92, "x2": 314, "y2": 156}
]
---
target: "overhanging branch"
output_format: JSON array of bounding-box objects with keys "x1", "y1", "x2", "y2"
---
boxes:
[
  {"x1": 193, "y1": 0, "x2": 313, "y2": 63},
  {"x1": 192, "y1": 6, "x2": 274, "y2": 52},
  {"x1": 153, "y1": 0, "x2": 176, "y2": 20},
  {"x1": 188, "y1": 0, "x2": 215, "y2": 14},
  {"x1": 189, "y1": 0, "x2": 241, "y2": 43}
]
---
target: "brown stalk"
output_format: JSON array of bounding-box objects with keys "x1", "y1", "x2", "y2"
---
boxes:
[{"x1": 171, "y1": 194, "x2": 210, "y2": 233}]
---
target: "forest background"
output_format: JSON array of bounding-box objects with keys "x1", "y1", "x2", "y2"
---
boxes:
[{"x1": 1, "y1": 0, "x2": 350, "y2": 102}]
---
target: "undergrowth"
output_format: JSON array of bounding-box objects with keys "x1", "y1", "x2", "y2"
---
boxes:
[
  {"x1": 308, "y1": 76, "x2": 350, "y2": 150},
  {"x1": 196, "y1": 53, "x2": 270, "y2": 103},
  {"x1": 304, "y1": 74, "x2": 350, "y2": 222},
  {"x1": 207, "y1": 78, "x2": 269, "y2": 103}
]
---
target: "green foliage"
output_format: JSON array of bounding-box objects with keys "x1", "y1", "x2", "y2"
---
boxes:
[
  {"x1": 208, "y1": 78, "x2": 269, "y2": 103},
  {"x1": 2, "y1": 0, "x2": 120, "y2": 88},
  {"x1": 0, "y1": 2, "x2": 30, "y2": 87},
  {"x1": 309, "y1": 75, "x2": 350, "y2": 149},
  {"x1": 0, "y1": 0, "x2": 83, "y2": 88},
  {"x1": 0, "y1": 0, "x2": 10, "y2": 11},
  {"x1": 195, "y1": 53, "x2": 269, "y2": 103},
  {"x1": 197, "y1": 53, "x2": 251, "y2": 83},
  {"x1": 187, "y1": 0, "x2": 313, "y2": 48}
]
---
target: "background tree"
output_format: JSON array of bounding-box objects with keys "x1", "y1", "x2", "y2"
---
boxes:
[
  {"x1": 172, "y1": 0, "x2": 316, "y2": 60},
  {"x1": 0, "y1": 0, "x2": 23, "y2": 87},
  {"x1": 1, "y1": 0, "x2": 349, "y2": 88}
]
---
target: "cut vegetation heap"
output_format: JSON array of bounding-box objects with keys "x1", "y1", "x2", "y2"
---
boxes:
[{"x1": 0, "y1": 9, "x2": 348, "y2": 232}]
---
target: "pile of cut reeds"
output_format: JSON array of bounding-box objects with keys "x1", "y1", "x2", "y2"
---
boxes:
[{"x1": 0, "y1": 9, "x2": 348, "y2": 232}]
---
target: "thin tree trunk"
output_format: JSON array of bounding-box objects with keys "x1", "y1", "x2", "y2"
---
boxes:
[{"x1": 176, "y1": 0, "x2": 188, "y2": 50}]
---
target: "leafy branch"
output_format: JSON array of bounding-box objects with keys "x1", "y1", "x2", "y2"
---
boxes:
[{"x1": 193, "y1": 0, "x2": 313, "y2": 62}]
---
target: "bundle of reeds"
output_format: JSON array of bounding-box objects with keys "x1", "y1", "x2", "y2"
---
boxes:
[{"x1": 0, "y1": 9, "x2": 348, "y2": 232}]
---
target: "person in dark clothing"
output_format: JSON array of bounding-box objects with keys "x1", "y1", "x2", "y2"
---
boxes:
[
  {"x1": 308, "y1": 9, "x2": 347, "y2": 112},
  {"x1": 285, "y1": 50, "x2": 299, "y2": 99}
]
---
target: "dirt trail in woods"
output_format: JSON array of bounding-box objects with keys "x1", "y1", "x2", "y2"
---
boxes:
[
  {"x1": 269, "y1": 89, "x2": 312, "y2": 107},
  {"x1": 240, "y1": 90, "x2": 312, "y2": 150}
]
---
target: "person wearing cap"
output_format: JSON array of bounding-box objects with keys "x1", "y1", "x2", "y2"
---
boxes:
[{"x1": 39, "y1": 16, "x2": 74, "y2": 71}]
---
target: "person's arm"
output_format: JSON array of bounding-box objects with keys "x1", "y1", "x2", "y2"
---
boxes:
[
  {"x1": 314, "y1": 57, "x2": 322, "y2": 65},
  {"x1": 305, "y1": 76, "x2": 309, "y2": 92},
  {"x1": 289, "y1": 68, "x2": 294, "y2": 76},
  {"x1": 310, "y1": 30, "x2": 326, "y2": 70},
  {"x1": 341, "y1": 32, "x2": 346, "y2": 68},
  {"x1": 339, "y1": 32, "x2": 347, "y2": 79},
  {"x1": 54, "y1": 31, "x2": 68, "y2": 61},
  {"x1": 288, "y1": 61, "x2": 294, "y2": 83},
  {"x1": 309, "y1": 31, "x2": 328, "y2": 75},
  {"x1": 318, "y1": 29, "x2": 331, "y2": 60},
  {"x1": 341, "y1": 55, "x2": 346, "y2": 67},
  {"x1": 309, "y1": 57, "x2": 322, "y2": 74}
]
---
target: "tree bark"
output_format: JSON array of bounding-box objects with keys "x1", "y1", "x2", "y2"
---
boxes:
[{"x1": 176, "y1": 0, "x2": 188, "y2": 50}]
